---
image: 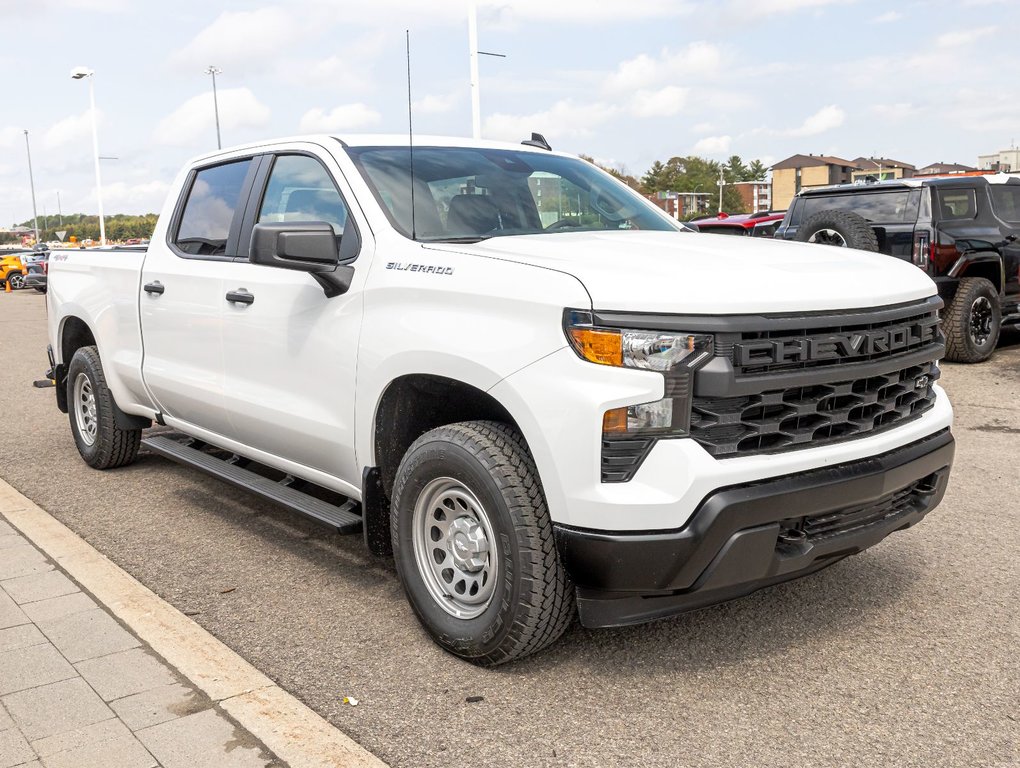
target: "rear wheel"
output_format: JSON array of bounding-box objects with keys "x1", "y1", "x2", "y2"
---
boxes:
[
  {"x1": 391, "y1": 421, "x2": 574, "y2": 665},
  {"x1": 67, "y1": 345, "x2": 142, "y2": 469},
  {"x1": 795, "y1": 209, "x2": 879, "y2": 252},
  {"x1": 6, "y1": 272, "x2": 24, "y2": 290},
  {"x1": 944, "y1": 277, "x2": 1001, "y2": 363}
]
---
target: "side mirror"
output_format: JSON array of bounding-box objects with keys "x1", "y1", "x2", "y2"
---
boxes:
[
  {"x1": 251, "y1": 221, "x2": 339, "y2": 270},
  {"x1": 250, "y1": 222, "x2": 354, "y2": 298}
]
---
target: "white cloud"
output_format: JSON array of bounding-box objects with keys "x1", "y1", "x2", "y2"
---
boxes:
[
  {"x1": 605, "y1": 42, "x2": 722, "y2": 93},
  {"x1": 631, "y1": 86, "x2": 688, "y2": 118},
  {"x1": 0, "y1": 126, "x2": 21, "y2": 147},
  {"x1": 154, "y1": 88, "x2": 270, "y2": 146},
  {"x1": 935, "y1": 26, "x2": 996, "y2": 47},
  {"x1": 98, "y1": 180, "x2": 171, "y2": 214},
  {"x1": 43, "y1": 110, "x2": 101, "y2": 150},
  {"x1": 870, "y1": 102, "x2": 921, "y2": 122},
  {"x1": 786, "y1": 105, "x2": 845, "y2": 137},
  {"x1": 479, "y1": 0, "x2": 692, "y2": 23},
  {"x1": 298, "y1": 104, "x2": 382, "y2": 132},
  {"x1": 691, "y1": 122, "x2": 715, "y2": 134},
  {"x1": 413, "y1": 93, "x2": 459, "y2": 115},
  {"x1": 872, "y1": 10, "x2": 903, "y2": 23},
  {"x1": 484, "y1": 99, "x2": 617, "y2": 142},
  {"x1": 692, "y1": 135, "x2": 732, "y2": 154},
  {"x1": 170, "y1": 7, "x2": 308, "y2": 70},
  {"x1": 726, "y1": 0, "x2": 855, "y2": 19}
]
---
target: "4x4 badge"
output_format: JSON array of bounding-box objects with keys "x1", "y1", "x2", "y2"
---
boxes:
[{"x1": 914, "y1": 375, "x2": 931, "y2": 390}]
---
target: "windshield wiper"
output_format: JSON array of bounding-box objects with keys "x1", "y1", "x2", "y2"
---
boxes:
[{"x1": 421, "y1": 236, "x2": 491, "y2": 244}]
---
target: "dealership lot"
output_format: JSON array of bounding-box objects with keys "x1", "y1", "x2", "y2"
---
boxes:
[{"x1": 1, "y1": 291, "x2": 1017, "y2": 767}]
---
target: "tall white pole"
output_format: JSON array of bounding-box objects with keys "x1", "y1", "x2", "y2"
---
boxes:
[
  {"x1": 88, "y1": 76, "x2": 106, "y2": 246},
  {"x1": 24, "y1": 131, "x2": 40, "y2": 246},
  {"x1": 469, "y1": 3, "x2": 481, "y2": 139}
]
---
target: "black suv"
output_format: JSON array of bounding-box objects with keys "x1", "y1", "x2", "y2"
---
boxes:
[{"x1": 775, "y1": 175, "x2": 1020, "y2": 362}]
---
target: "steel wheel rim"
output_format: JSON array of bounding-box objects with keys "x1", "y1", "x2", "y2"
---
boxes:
[
  {"x1": 970, "y1": 296, "x2": 994, "y2": 346},
  {"x1": 8, "y1": 273, "x2": 23, "y2": 289},
  {"x1": 411, "y1": 477, "x2": 499, "y2": 619},
  {"x1": 807, "y1": 228, "x2": 847, "y2": 247},
  {"x1": 73, "y1": 372, "x2": 98, "y2": 446}
]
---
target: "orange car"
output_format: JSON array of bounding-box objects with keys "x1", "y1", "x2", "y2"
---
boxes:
[{"x1": 1, "y1": 254, "x2": 26, "y2": 290}]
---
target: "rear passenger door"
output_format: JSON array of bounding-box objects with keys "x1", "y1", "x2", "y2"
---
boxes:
[
  {"x1": 217, "y1": 147, "x2": 368, "y2": 492},
  {"x1": 140, "y1": 156, "x2": 259, "y2": 438},
  {"x1": 987, "y1": 182, "x2": 1020, "y2": 299}
]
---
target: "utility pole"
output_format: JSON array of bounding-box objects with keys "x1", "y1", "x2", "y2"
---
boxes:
[
  {"x1": 718, "y1": 166, "x2": 725, "y2": 214},
  {"x1": 24, "y1": 130, "x2": 40, "y2": 246},
  {"x1": 468, "y1": 5, "x2": 480, "y2": 139},
  {"x1": 205, "y1": 66, "x2": 223, "y2": 149},
  {"x1": 57, "y1": 191, "x2": 63, "y2": 227}
]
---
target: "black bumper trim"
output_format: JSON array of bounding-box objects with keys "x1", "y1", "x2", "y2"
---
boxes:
[{"x1": 554, "y1": 429, "x2": 954, "y2": 628}]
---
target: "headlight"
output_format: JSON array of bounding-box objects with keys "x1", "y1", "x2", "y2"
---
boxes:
[{"x1": 564, "y1": 309, "x2": 713, "y2": 444}]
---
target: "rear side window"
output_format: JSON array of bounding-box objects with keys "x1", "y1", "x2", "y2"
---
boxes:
[
  {"x1": 174, "y1": 159, "x2": 252, "y2": 256},
  {"x1": 799, "y1": 190, "x2": 916, "y2": 224},
  {"x1": 936, "y1": 189, "x2": 977, "y2": 220},
  {"x1": 989, "y1": 185, "x2": 1020, "y2": 223}
]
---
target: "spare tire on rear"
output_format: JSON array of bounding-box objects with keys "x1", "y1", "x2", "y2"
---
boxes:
[{"x1": 795, "y1": 209, "x2": 879, "y2": 252}]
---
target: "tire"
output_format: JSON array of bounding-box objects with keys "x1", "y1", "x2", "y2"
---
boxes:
[
  {"x1": 391, "y1": 420, "x2": 574, "y2": 666},
  {"x1": 66, "y1": 345, "x2": 142, "y2": 469},
  {"x1": 6, "y1": 272, "x2": 24, "y2": 290},
  {"x1": 943, "y1": 277, "x2": 1001, "y2": 363},
  {"x1": 795, "y1": 210, "x2": 879, "y2": 252},
  {"x1": 34, "y1": 287, "x2": 46, "y2": 293}
]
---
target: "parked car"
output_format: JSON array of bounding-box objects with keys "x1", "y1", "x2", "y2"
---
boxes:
[
  {"x1": 22, "y1": 252, "x2": 48, "y2": 292},
  {"x1": 0, "y1": 254, "x2": 26, "y2": 290},
  {"x1": 689, "y1": 211, "x2": 786, "y2": 237},
  {"x1": 46, "y1": 134, "x2": 954, "y2": 664},
  {"x1": 775, "y1": 175, "x2": 1020, "y2": 362}
]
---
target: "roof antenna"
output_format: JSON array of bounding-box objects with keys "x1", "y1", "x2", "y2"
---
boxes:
[{"x1": 406, "y1": 29, "x2": 417, "y2": 241}]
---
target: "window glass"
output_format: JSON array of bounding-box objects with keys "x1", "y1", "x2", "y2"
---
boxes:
[
  {"x1": 937, "y1": 189, "x2": 978, "y2": 220},
  {"x1": 800, "y1": 190, "x2": 916, "y2": 223},
  {"x1": 752, "y1": 220, "x2": 781, "y2": 237},
  {"x1": 698, "y1": 225, "x2": 748, "y2": 236},
  {"x1": 989, "y1": 185, "x2": 1020, "y2": 223},
  {"x1": 258, "y1": 155, "x2": 348, "y2": 234},
  {"x1": 345, "y1": 146, "x2": 679, "y2": 242},
  {"x1": 175, "y1": 160, "x2": 251, "y2": 255}
]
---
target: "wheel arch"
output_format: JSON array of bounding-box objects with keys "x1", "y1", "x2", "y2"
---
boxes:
[
  {"x1": 55, "y1": 316, "x2": 98, "y2": 413},
  {"x1": 363, "y1": 373, "x2": 534, "y2": 556},
  {"x1": 949, "y1": 254, "x2": 1004, "y2": 294}
]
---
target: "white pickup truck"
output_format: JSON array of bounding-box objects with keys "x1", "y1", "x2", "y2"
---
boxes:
[{"x1": 47, "y1": 134, "x2": 955, "y2": 664}]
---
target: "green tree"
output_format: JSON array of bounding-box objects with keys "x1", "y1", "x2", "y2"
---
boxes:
[{"x1": 747, "y1": 159, "x2": 768, "y2": 181}]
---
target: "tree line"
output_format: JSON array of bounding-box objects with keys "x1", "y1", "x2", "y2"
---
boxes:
[
  {"x1": 586, "y1": 154, "x2": 770, "y2": 216},
  {"x1": 2, "y1": 213, "x2": 158, "y2": 244}
]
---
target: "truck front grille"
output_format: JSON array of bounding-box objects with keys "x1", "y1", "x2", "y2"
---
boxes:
[{"x1": 690, "y1": 362, "x2": 938, "y2": 457}]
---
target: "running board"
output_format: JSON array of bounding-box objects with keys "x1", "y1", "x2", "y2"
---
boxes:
[{"x1": 141, "y1": 435, "x2": 362, "y2": 534}]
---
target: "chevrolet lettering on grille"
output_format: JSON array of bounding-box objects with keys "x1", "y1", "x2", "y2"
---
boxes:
[{"x1": 733, "y1": 317, "x2": 940, "y2": 367}]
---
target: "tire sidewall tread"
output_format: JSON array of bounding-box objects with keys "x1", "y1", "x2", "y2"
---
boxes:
[
  {"x1": 391, "y1": 420, "x2": 574, "y2": 666},
  {"x1": 795, "y1": 209, "x2": 880, "y2": 252},
  {"x1": 943, "y1": 277, "x2": 1000, "y2": 363},
  {"x1": 67, "y1": 345, "x2": 141, "y2": 469}
]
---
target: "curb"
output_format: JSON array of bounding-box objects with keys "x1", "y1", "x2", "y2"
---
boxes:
[{"x1": 0, "y1": 479, "x2": 388, "y2": 768}]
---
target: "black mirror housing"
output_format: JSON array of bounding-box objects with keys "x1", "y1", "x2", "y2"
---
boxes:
[{"x1": 250, "y1": 222, "x2": 340, "y2": 270}]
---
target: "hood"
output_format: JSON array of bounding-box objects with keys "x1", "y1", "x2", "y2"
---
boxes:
[{"x1": 425, "y1": 230, "x2": 937, "y2": 314}]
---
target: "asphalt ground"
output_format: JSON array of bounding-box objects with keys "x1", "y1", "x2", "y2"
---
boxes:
[{"x1": 1, "y1": 290, "x2": 1017, "y2": 768}]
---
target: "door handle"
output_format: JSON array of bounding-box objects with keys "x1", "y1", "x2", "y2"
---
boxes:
[
  {"x1": 225, "y1": 289, "x2": 255, "y2": 305},
  {"x1": 143, "y1": 281, "x2": 165, "y2": 295}
]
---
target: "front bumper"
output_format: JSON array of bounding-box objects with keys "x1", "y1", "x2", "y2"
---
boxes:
[{"x1": 555, "y1": 428, "x2": 954, "y2": 628}]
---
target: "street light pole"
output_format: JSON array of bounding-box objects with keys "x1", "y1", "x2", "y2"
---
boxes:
[
  {"x1": 70, "y1": 67, "x2": 106, "y2": 246},
  {"x1": 205, "y1": 66, "x2": 222, "y2": 149},
  {"x1": 468, "y1": 6, "x2": 480, "y2": 139},
  {"x1": 23, "y1": 131, "x2": 40, "y2": 246}
]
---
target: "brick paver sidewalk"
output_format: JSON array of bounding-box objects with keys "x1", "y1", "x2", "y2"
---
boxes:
[{"x1": 0, "y1": 515, "x2": 284, "y2": 768}]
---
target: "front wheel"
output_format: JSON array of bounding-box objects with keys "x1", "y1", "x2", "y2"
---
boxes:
[
  {"x1": 67, "y1": 345, "x2": 142, "y2": 469},
  {"x1": 391, "y1": 421, "x2": 575, "y2": 665},
  {"x1": 943, "y1": 277, "x2": 1001, "y2": 363},
  {"x1": 6, "y1": 272, "x2": 24, "y2": 290}
]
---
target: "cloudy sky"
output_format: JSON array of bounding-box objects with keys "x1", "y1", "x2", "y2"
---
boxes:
[{"x1": 1, "y1": 0, "x2": 1017, "y2": 223}]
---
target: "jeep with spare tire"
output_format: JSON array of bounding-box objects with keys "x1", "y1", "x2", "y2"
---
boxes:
[{"x1": 775, "y1": 175, "x2": 1020, "y2": 363}]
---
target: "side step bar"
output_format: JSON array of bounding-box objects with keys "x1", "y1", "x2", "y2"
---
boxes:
[{"x1": 141, "y1": 435, "x2": 362, "y2": 534}]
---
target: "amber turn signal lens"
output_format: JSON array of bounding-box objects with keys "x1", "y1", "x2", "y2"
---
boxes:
[
  {"x1": 568, "y1": 327, "x2": 623, "y2": 367},
  {"x1": 602, "y1": 407, "x2": 629, "y2": 434}
]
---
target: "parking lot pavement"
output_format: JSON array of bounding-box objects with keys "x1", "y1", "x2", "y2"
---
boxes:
[
  {"x1": 0, "y1": 513, "x2": 284, "y2": 768},
  {"x1": 2, "y1": 289, "x2": 1018, "y2": 768}
]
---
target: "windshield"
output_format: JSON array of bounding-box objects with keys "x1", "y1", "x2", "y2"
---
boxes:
[{"x1": 345, "y1": 145, "x2": 681, "y2": 242}]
